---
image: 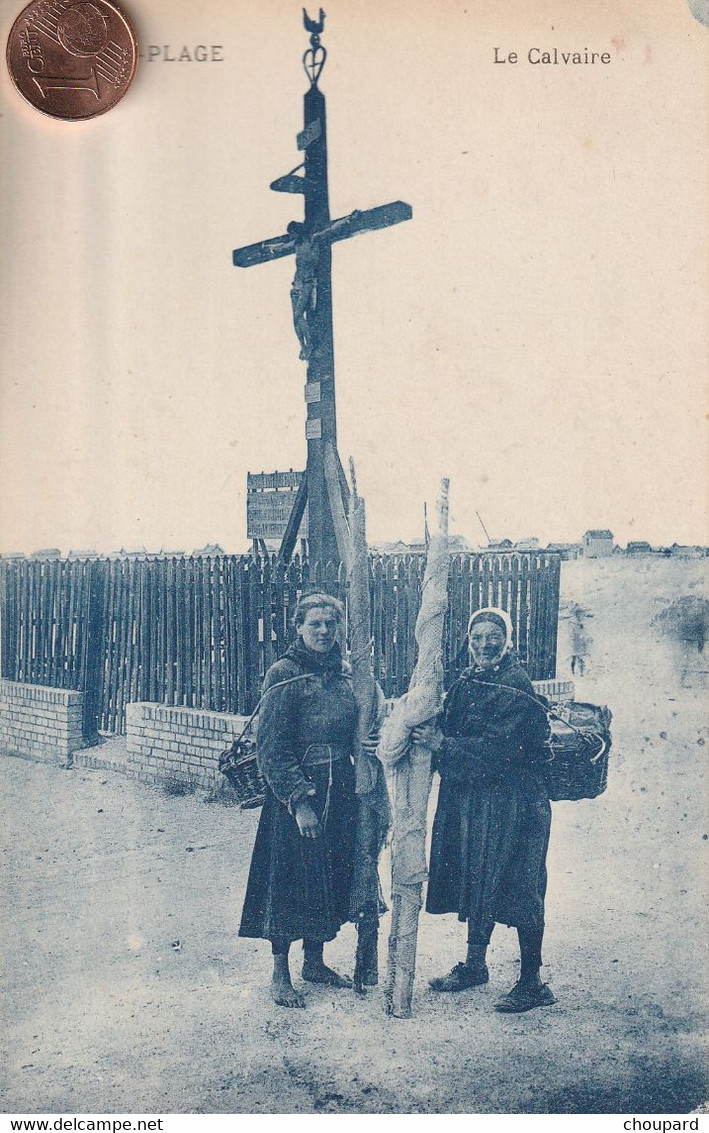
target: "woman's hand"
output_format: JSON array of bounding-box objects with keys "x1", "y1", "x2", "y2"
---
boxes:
[
  {"x1": 410, "y1": 721, "x2": 443, "y2": 751},
  {"x1": 294, "y1": 800, "x2": 322, "y2": 839}
]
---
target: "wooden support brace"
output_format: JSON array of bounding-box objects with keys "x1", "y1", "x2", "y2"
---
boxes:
[
  {"x1": 278, "y1": 473, "x2": 309, "y2": 564},
  {"x1": 323, "y1": 443, "x2": 351, "y2": 570}
]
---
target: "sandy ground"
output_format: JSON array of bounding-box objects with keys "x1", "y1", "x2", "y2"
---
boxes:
[{"x1": 1, "y1": 557, "x2": 708, "y2": 1115}]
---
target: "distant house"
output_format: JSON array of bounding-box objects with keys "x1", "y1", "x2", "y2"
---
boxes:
[
  {"x1": 372, "y1": 540, "x2": 426, "y2": 555},
  {"x1": 487, "y1": 538, "x2": 514, "y2": 552},
  {"x1": 625, "y1": 541, "x2": 654, "y2": 555},
  {"x1": 115, "y1": 547, "x2": 150, "y2": 560},
  {"x1": 67, "y1": 549, "x2": 99, "y2": 561},
  {"x1": 514, "y1": 537, "x2": 540, "y2": 551},
  {"x1": 582, "y1": 530, "x2": 614, "y2": 558},
  {"x1": 371, "y1": 535, "x2": 470, "y2": 556},
  {"x1": 667, "y1": 543, "x2": 707, "y2": 559},
  {"x1": 30, "y1": 548, "x2": 61, "y2": 561},
  {"x1": 192, "y1": 543, "x2": 226, "y2": 558},
  {"x1": 546, "y1": 542, "x2": 581, "y2": 561}
]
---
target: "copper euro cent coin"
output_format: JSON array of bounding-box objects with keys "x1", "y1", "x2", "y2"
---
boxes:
[{"x1": 6, "y1": 0, "x2": 138, "y2": 120}]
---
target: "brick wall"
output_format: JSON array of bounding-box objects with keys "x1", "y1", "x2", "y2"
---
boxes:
[
  {"x1": 0, "y1": 680, "x2": 84, "y2": 765},
  {"x1": 125, "y1": 702, "x2": 249, "y2": 792}
]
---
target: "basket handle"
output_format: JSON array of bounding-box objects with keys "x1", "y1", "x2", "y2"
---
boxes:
[
  {"x1": 587, "y1": 733, "x2": 608, "y2": 764},
  {"x1": 465, "y1": 674, "x2": 607, "y2": 744},
  {"x1": 547, "y1": 729, "x2": 607, "y2": 766}
]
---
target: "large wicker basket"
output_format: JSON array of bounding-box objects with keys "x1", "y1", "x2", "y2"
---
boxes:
[
  {"x1": 544, "y1": 701, "x2": 612, "y2": 802},
  {"x1": 219, "y1": 737, "x2": 265, "y2": 809}
]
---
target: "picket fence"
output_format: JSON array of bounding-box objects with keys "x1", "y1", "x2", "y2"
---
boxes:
[{"x1": 0, "y1": 552, "x2": 560, "y2": 737}]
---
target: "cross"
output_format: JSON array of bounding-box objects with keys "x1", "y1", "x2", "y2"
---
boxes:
[{"x1": 232, "y1": 9, "x2": 412, "y2": 569}]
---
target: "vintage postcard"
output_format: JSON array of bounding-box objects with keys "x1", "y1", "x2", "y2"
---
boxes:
[{"x1": 1, "y1": 0, "x2": 708, "y2": 1119}]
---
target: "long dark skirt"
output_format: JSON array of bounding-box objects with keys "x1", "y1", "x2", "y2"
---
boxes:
[
  {"x1": 426, "y1": 772, "x2": 551, "y2": 928},
  {"x1": 239, "y1": 757, "x2": 357, "y2": 943}
]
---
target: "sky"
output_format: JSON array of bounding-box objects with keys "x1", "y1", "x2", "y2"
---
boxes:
[{"x1": 1, "y1": 0, "x2": 707, "y2": 554}]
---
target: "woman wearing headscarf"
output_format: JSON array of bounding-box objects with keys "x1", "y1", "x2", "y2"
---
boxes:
[
  {"x1": 413, "y1": 607, "x2": 555, "y2": 1012},
  {"x1": 239, "y1": 590, "x2": 376, "y2": 1008}
]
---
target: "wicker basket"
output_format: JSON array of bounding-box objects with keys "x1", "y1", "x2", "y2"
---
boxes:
[
  {"x1": 219, "y1": 738, "x2": 265, "y2": 809},
  {"x1": 544, "y1": 701, "x2": 612, "y2": 802}
]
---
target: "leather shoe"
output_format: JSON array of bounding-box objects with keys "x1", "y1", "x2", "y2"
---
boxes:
[
  {"x1": 429, "y1": 961, "x2": 489, "y2": 992},
  {"x1": 494, "y1": 978, "x2": 556, "y2": 1013}
]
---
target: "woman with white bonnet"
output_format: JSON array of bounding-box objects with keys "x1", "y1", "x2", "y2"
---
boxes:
[{"x1": 413, "y1": 606, "x2": 555, "y2": 1012}]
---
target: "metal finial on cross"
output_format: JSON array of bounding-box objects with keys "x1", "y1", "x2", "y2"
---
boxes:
[
  {"x1": 303, "y1": 7, "x2": 325, "y2": 35},
  {"x1": 232, "y1": 14, "x2": 412, "y2": 569},
  {"x1": 302, "y1": 8, "x2": 327, "y2": 85}
]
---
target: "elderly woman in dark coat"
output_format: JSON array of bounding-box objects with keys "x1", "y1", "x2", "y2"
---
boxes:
[
  {"x1": 414, "y1": 606, "x2": 555, "y2": 1013},
  {"x1": 239, "y1": 591, "x2": 368, "y2": 1008}
]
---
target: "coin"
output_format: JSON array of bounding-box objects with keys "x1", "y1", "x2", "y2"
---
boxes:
[{"x1": 6, "y1": 0, "x2": 138, "y2": 121}]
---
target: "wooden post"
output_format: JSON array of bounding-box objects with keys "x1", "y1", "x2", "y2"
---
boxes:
[{"x1": 81, "y1": 558, "x2": 107, "y2": 743}]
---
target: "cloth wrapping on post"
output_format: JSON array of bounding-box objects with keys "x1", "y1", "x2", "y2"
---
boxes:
[
  {"x1": 378, "y1": 479, "x2": 450, "y2": 1017},
  {"x1": 377, "y1": 494, "x2": 450, "y2": 772}
]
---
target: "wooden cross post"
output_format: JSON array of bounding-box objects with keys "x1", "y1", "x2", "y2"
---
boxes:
[{"x1": 233, "y1": 9, "x2": 412, "y2": 570}]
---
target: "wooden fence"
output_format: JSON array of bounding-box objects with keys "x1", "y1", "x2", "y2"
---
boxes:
[{"x1": 0, "y1": 552, "x2": 560, "y2": 737}]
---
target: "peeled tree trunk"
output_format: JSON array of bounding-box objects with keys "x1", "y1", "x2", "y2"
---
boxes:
[
  {"x1": 346, "y1": 459, "x2": 391, "y2": 991},
  {"x1": 378, "y1": 479, "x2": 450, "y2": 1017}
]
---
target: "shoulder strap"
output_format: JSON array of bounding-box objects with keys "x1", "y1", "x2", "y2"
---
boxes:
[
  {"x1": 464, "y1": 674, "x2": 605, "y2": 747},
  {"x1": 233, "y1": 673, "x2": 313, "y2": 746}
]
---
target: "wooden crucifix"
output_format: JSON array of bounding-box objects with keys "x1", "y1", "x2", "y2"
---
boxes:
[{"x1": 233, "y1": 9, "x2": 412, "y2": 568}]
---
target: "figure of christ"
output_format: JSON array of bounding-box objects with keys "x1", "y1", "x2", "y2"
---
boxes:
[{"x1": 287, "y1": 211, "x2": 360, "y2": 360}]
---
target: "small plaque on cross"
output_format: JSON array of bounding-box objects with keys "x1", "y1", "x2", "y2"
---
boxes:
[
  {"x1": 297, "y1": 119, "x2": 321, "y2": 151},
  {"x1": 305, "y1": 418, "x2": 322, "y2": 439},
  {"x1": 304, "y1": 382, "x2": 321, "y2": 403}
]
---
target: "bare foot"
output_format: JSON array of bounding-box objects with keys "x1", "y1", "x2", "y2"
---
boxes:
[
  {"x1": 270, "y1": 973, "x2": 305, "y2": 1008},
  {"x1": 302, "y1": 961, "x2": 353, "y2": 988}
]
